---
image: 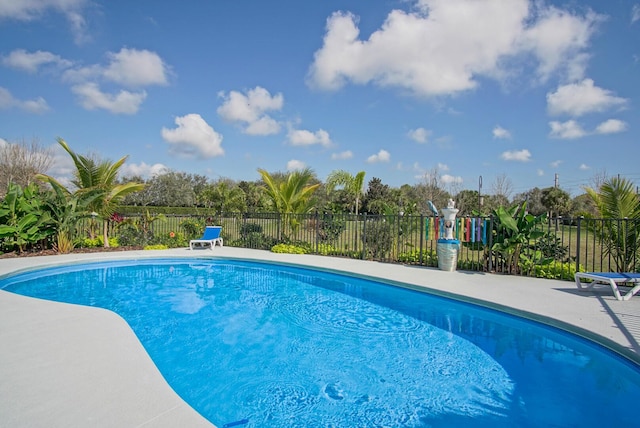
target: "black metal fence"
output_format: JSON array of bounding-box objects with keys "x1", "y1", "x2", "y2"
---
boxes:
[{"x1": 101, "y1": 212, "x2": 640, "y2": 279}]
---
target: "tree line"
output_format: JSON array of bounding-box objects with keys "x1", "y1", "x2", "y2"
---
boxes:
[{"x1": 0, "y1": 137, "x2": 633, "y2": 220}]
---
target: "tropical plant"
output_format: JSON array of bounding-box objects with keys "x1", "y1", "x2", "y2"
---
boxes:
[
  {"x1": 201, "y1": 179, "x2": 246, "y2": 212},
  {"x1": 40, "y1": 179, "x2": 101, "y2": 253},
  {"x1": 326, "y1": 170, "x2": 366, "y2": 215},
  {"x1": 258, "y1": 168, "x2": 320, "y2": 238},
  {"x1": 0, "y1": 182, "x2": 53, "y2": 253},
  {"x1": 489, "y1": 201, "x2": 549, "y2": 274},
  {"x1": 585, "y1": 177, "x2": 640, "y2": 272},
  {"x1": 36, "y1": 138, "x2": 145, "y2": 247}
]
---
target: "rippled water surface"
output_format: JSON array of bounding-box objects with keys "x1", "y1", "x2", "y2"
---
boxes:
[{"x1": 2, "y1": 259, "x2": 640, "y2": 427}]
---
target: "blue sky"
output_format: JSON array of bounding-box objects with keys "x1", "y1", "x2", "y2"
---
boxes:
[{"x1": 1, "y1": 0, "x2": 638, "y2": 197}]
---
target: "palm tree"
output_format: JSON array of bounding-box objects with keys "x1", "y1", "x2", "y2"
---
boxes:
[
  {"x1": 202, "y1": 179, "x2": 246, "y2": 213},
  {"x1": 326, "y1": 170, "x2": 366, "y2": 215},
  {"x1": 585, "y1": 176, "x2": 640, "y2": 272},
  {"x1": 37, "y1": 138, "x2": 145, "y2": 247},
  {"x1": 258, "y1": 168, "x2": 320, "y2": 238}
]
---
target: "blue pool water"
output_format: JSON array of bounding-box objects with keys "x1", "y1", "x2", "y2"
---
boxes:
[{"x1": 2, "y1": 258, "x2": 640, "y2": 427}]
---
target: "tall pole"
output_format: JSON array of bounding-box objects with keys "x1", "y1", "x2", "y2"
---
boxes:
[{"x1": 478, "y1": 175, "x2": 483, "y2": 212}]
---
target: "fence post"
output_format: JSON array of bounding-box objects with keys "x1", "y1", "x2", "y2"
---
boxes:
[
  {"x1": 575, "y1": 216, "x2": 582, "y2": 272},
  {"x1": 315, "y1": 210, "x2": 319, "y2": 254},
  {"x1": 420, "y1": 214, "x2": 424, "y2": 265},
  {"x1": 487, "y1": 216, "x2": 493, "y2": 272},
  {"x1": 361, "y1": 213, "x2": 367, "y2": 260}
]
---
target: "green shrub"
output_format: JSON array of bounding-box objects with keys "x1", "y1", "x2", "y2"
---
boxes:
[
  {"x1": 155, "y1": 231, "x2": 188, "y2": 248},
  {"x1": 271, "y1": 243, "x2": 309, "y2": 254},
  {"x1": 316, "y1": 243, "x2": 337, "y2": 255},
  {"x1": 529, "y1": 261, "x2": 583, "y2": 281},
  {"x1": 180, "y1": 218, "x2": 205, "y2": 239},
  {"x1": 398, "y1": 249, "x2": 437, "y2": 265},
  {"x1": 76, "y1": 236, "x2": 119, "y2": 248},
  {"x1": 115, "y1": 224, "x2": 150, "y2": 246},
  {"x1": 144, "y1": 244, "x2": 169, "y2": 250},
  {"x1": 529, "y1": 232, "x2": 569, "y2": 261},
  {"x1": 316, "y1": 215, "x2": 346, "y2": 243},
  {"x1": 240, "y1": 222, "x2": 263, "y2": 236},
  {"x1": 77, "y1": 237, "x2": 102, "y2": 248},
  {"x1": 362, "y1": 220, "x2": 392, "y2": 259}
]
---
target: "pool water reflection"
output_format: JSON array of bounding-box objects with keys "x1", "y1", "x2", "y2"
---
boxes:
[{"x1": 2, "y1": 259, "x2": 639, "y2": 427}]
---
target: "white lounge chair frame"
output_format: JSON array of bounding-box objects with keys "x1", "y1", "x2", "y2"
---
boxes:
[
  {"x1": 189, "y1": 226, "x2": 224, "y2": 250},
  {"x1": 574, "y1": 272, "x2": 640, "y2": 301}
]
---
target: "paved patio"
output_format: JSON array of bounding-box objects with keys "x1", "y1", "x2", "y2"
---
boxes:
[{"x1": 1, "y1": 247, "x2": 639, "y2": 427}]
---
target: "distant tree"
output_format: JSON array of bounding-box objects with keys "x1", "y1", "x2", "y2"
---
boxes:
[
  {"x1": 143, "y1": 171, "x2": 197, "y2": 206},
  {"x1": 541, "y1": 187, "x2": 571, "y2": 218},
  {"x1": 491, "y1": 173, "x2": 514, "y2": 202},
  {"x1": 415, "y1": 167, "x2": 449, "y2": 213},
  {"x1": 362, "y1": 177, "x2": 393, "y2": 215},
  {"x1": 326, "y1": 170, "x2": 366, "y2": 215},
  {"x1": 513, "y1": 187, "x2": 546, "y2": 216},
  {"x1": 486, "y1": 194, "x2": 510, "y2": 212},
  {"x1": 397, "y1": 184, "x2": 419, "y2": 215},
  {"x1": 570, "y1": 193, "x2": 598, "y2": 218},
  {"x1": 201, "y1": 179, "x2": 246, "y2": 213},
  {"x1": 0, "y1": 138, "x2": 53, "y2": 198},
  {"x1": 187, "y1": 174, "x2": 209, "y2": 206},
  {"x1": 455, "y1": 190, "x2": 480, "y2": 216},
  {"x1": 238, "y1": 180, "x2": 268, "y2": 212}
]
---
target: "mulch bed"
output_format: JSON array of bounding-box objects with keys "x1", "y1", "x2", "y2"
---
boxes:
[{"x1": 0, "y1": 246, "x2": 145, "y2": 259}]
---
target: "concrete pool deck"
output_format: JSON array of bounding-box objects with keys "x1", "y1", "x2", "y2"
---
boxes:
[{"x1": 1, "y1": 247, "x2": 640, "y2": 427}]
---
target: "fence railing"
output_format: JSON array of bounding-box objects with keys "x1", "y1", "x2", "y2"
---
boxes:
[{"x1": 97, "y1": 212, "x2": 640, "y2": 279}]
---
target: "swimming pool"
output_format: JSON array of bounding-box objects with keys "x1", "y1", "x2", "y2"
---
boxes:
[{"x1": 2, "y1": 258, "x2": 639, "y2": 427}]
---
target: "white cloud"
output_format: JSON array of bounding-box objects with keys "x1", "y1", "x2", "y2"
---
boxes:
[
  {"x1": 0, "y1": 138, "x2": 7, "y2": 147},
  {"x1": 437, "y1": 163, "x2": 449, "y2": 171},
  {"x1": 521, "y1": 5, "x2": 600, "y2": 82},
  {"x1": 367, "y1": 149, "x2": 390, "y2": 163},
  {"x1": 5, "y1": 48, "x2": 171, "y2": 113},
  {"x1": 2, "y1": 49, "x2": 72, "y2": 73},
  {"x1": 307, "y1": 1, "x2": 600, "y2": 96},
  {"x1": 492, "y1": 125, "x2": 511, "y2": 139},
  {"x1": 161, "y1": 113, "x2": 224, "y2": 159},
  {"x1": 331, "y1": 150, "x2": 353, "y2": 160},
  {"x1": 632, "y1": 5, "x2": 640, "y2": 23},
  {"x1": 595, "y1": 119, "x2": 627, "y2": 134},
  {"x1": 579, "y1": 163, "x2": 590, "y2": 170},
  {"x1": 407, "y1": 127, "x2": 431, "y2": 143},
  {"x1": 537, "y1": 169, "x2": 544, "y2": 176},
  {"x1": 548, "y1": 120, "x2": 588, "y2": 139},
  {"x1": 0, "y1": 0, "x2": 90, "y2": 44},
  {"x1": 500, "y1": 149, "x2": 531, "y2": 162},
  {"x1": 441, "y1": 174, "x2": 463, "y2": 184},
  {"x1": 0, "y1": 86, "x2": 50, "y2": 113},
  {"x1": 287, "y1": 128, "x2": 332, "y2": 147},
  {"x1": 103, "y1": 48, "x2": 169, "y2": 87},
  {"x1": 217, "y1": 86, "x2": 283, "y2": 136},
  {"x1": 120, "y1": 162, "x2": 168, "y2": 179},
  {"x1": 245, "y1": 116, "x2": 281, "y2": 136},
  {"x1": 287, "y1": 159, "x2": 306, "y2": 171},
  {"x1": 550, "y1": 160, "x2": 562, "y2": 168},
  {"x1": 547, "y1": 79, "x2": 627, "y2": 117},
  {"x1": 71, "y1": 83, "x2": 146, "y2": 115}
]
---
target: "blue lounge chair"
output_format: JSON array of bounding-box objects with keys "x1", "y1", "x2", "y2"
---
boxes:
[
  {"x1": 189, "y1": 226, "x2": 223, "y2": 250},
  {"x1": 574, "y1": 272, "x2": 640, "y2": 301}
]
